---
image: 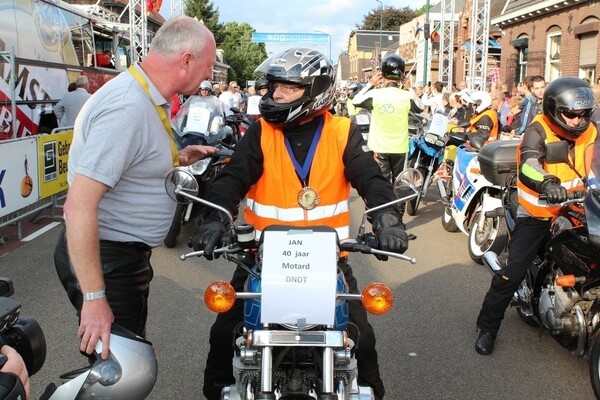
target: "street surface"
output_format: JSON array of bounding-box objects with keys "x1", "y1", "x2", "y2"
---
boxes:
[{"x1": 0, "y1": 190, "x2": 596, "y2": 399}]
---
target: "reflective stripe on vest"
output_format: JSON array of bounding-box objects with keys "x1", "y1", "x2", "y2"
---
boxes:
[
  {"x1": 516, "y1": 114, "x2": 597, "y2": 218},
  {"x1": 244, "y1": 112, "x2": 352, "y2": 238},
  {"x1": 469, "y1": 108, "x2": 499, "y2": 143}
]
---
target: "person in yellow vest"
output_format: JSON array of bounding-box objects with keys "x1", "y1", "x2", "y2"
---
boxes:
[
  {"x1": 345, "y1": 82, "x2": 363, "y2": 116},
  {"x1": 191, "y1": 47, "x2": 408, "y2": 400},
  {"x1": 351, "y1": 54, "x2": 423, "y2": 184},
  {"x1": 465, "y1": 90, "x2": 499, "y2": 143},
  {"x1": 475, "y1": 77, "x2": 598, "y2": 355}
]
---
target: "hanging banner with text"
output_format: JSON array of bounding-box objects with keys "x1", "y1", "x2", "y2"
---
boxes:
[
  {"x1": 251, "y1": 32, "x2": 329, "y2": 44},
  {"x1": 37, "y1": 130, "x2": 73, "y2": 198},
  {"x1": 261, "y1": 228, "x2": 337, "y2": 325}
]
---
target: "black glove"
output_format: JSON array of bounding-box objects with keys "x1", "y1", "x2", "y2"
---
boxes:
[
  {"x1": 541, "y1": 180, "x2": 567, "y2": 204},
  {"x1": 189, "y1": 215, "x2": 227, "y2": 260},
  {"x1": 372, "y1": 212, "x2": 409, "y2": 261}
]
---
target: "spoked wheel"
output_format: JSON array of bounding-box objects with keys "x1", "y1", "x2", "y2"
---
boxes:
[
  {"x1": 590, "y1": 332, "x2": 600, "y2": 398},
  {"x1": 163, "y1": 203, "x2": 186, "y2": 248},
  {"x1": 396, "y1": 168, "x2": 424, "y2": 216},
  {"x1": 468, "y1": 212, "x2": 508, "y2": 264},
  {"x1": 441, "y1": 205, "x2": 458, "y2": 232}
]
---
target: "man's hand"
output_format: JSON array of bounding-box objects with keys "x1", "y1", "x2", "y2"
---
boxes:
[
  {"x1": 372, "y1": 212, "x2": 409, "y2": 260},
  {"x1": 78, "y1": 299, "x2": 113, "y2": 359},
  {"x1": 189, "y1": 220, "x2": 227, "y2": 260},
  {"x1": 541, "y1": 180, "x2": 567, "y2": 204},
  {"x1": 0, "y1": 345, "x2": 30, "y2": 399},
  {"x1": 179, "y1": 145, "x2": 218, "y2": 166}
]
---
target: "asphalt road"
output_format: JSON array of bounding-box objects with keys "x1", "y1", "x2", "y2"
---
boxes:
[{"x1": 0, "y1": 190, "x2": 596, "y2": 399}]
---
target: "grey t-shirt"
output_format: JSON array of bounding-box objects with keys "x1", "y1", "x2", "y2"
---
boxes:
[{"x1": 68, "y1": 64, "x2": 177, "y2": 247}]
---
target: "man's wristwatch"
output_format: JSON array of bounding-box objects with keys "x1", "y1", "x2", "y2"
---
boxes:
[{"x1": 84, "y1": 289, "x2": 106, "y2": 301}]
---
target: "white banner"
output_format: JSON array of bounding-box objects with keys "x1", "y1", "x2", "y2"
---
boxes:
[{"x1": 0, "y1": 137, "x2": 40, "y2": 217}]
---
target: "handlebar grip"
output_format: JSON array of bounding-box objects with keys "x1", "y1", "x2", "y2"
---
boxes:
[{"x1": 539, "y1": 190, "x2": 586, "y2": 202}]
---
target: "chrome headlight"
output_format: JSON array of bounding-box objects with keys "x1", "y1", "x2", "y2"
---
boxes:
[
  {"x1": 424, "y1": 133, "x2": 446, "y2": 147},
  {"x1": 187, "y1": 158, "x2": 211, "y2": 175}
]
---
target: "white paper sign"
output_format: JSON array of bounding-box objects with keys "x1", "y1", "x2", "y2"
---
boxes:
[
  {"x1": 184, "y1": 104, "x2": 210, "y2": 134},
  {"x1": 355, "y1": 113, "x2": 370, "y2": 125},
  {"x1": 261, "y1": 229, "x2": 337, "y2": 325},
  {"x1": 246, "y1": 96, "x2": 261, "y2": 116},
  {"x1": 427, "y1": 113, "x2": 449, "y2": 137}
]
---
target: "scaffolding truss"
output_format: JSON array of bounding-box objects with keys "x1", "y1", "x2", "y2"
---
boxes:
[
  {"x1": 439, "y1": 0, "x2": 456, "y2": 91},
  {"x1": 467, "y1": 0, "x2": 491, "y2": 90}
]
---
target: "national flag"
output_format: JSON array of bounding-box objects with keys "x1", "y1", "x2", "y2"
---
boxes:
[
  {"x1": 430, "y1": 23, "x2": 441, "y2": 42},
  {"x1": 415, "y1": 21, "x2": 423, "y2": 38}
]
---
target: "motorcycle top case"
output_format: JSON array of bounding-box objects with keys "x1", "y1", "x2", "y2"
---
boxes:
[{"x1": 478, "y1": 139, "x2": 520, "y2": 187}]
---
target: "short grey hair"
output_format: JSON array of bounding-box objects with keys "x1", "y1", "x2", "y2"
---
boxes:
[
  {"x1": 75, "y1": 76, "x2": 89, "y2": 88},
  {"x1": 150, "y1": 16, "x2": 209, "y2": 57}
]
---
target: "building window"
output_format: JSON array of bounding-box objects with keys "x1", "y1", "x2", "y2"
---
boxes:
[
  {"x1": 546, "y1": 28, "x2": 561, "y2": 81},
  {"x1": 577, "y1": 18, "x2": 599, "y2": 82},
  {"x1": 516, "y1": 46, "x2": 528, "y2": 84}
]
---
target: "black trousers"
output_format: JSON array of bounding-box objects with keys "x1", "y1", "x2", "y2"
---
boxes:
[
  {"x1": 203, "y1": 258, "x2": 385, "y2": 399},
  {"x1": 376, "y1": 152, "x2": 406, "y2": 183},
  {"x1": 54, "y1": 229, "x2": 153, "y2": 338},
  {"x1": 476, "y1": 217, "x2": 551, "y2": 336}
]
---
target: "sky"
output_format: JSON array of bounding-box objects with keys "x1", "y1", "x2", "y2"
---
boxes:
[{"x1": 160, "y1": 0, "x2": 429, "y2": 62}]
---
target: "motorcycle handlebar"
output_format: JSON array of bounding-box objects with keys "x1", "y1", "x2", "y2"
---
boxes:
[{"x1": 538, "y1": 190, "x2": 587, "y2": 204}]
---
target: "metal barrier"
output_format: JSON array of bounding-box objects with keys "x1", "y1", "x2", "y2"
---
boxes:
[{"x1": 0, "y1": 191, "x2": 66, "y2": 240}]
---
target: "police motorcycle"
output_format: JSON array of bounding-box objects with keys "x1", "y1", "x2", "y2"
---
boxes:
[
  {"x1": 164, "y1": 168, "x2": 418, "y2": 400},
  {"x1": 481, "y1": 141, "x2": 600, "y2": 398},
  {"x1": 163, "y1": 94, "x2": 234, "y2": 248},
  {"x1": 437, "y1": 134, "x2": 509, "y2": 264},
  {"x1": 398, "y1": 111, "x2": 449, "y2": 216}
]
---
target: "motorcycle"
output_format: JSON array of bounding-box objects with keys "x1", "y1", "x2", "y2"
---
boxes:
[
  {"x1": 163, "y1": 96, "x2": 234, "y2": 248},
  {"x1": 226, "y1": 107, "x2": 254, "y2": 142},
  {"x1": 398, "y1": 111, "x2": 450, "y2": 216},
  {"x1": 481, "y1": 140, "x2": 600, "y2": 397},
  {"x1": 350, "y1": 108, "x2": 371, "y2": 142},
  {"x1": 164, "y1": 168, "x2": 418, "y2": 400},
  {"x1": 436, "y1": 136, "x2": 513, "y2": 264}
]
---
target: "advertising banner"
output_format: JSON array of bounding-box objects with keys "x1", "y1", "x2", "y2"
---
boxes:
[
  {"x1": 251, "y1": 32, "x2": 329, "y2": 44},
  {"x1": 0, "y1": 137, "x2": 39, "y2": 218},
  {"x1": 37, "y1": 130, "x2": 72, "y2": 198}
]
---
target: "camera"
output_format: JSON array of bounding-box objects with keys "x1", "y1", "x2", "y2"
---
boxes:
[{"x1": 0, "y1": 277, "x2": 46, "y2": 376}]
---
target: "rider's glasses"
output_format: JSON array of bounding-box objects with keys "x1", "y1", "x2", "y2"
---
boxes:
[
  {"x1": 560, "y1": 108, "x2": 587, "y2": 119},
  {"x1": 270, "y1": 82, "x2": 305, "y2": 94}
]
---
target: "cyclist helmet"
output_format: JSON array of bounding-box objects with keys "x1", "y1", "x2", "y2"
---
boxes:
[
  {"x1": 542, "y1": 76, "x2": 595, "y2": 139},
  {"x1": 47, "y1": 325, "x2": 157, "y2": 399},
  {"x1": 199, "y1": 80, "x2": 212, "y2": 91},
  {"x1": 254, "y1": 77, "x2": 269, "y2": 92},
  {"x1": 471, "y1": 91, "x2": 492, "y2": 114},
  {"x1": 255, "y1": 47, "x2": 335, "y2": 127},
  {"x1": 458, "y1": 88, "x2": 476, "y2": 105},
  {"x1": 381, "y1": 54, "x2": 405, "y2": 81},
  {"x1": 346, "y1": 82, "x2": 362, "y2": 100}
]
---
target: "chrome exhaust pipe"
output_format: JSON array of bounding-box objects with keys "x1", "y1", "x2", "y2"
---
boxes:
[{"x1": 482, "y1": 251, "x2": 503, "y2": 275}]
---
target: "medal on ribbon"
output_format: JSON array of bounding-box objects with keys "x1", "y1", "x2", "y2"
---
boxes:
[{"x1": 297, "y1": 186, "x2": 319, "y2": 210}]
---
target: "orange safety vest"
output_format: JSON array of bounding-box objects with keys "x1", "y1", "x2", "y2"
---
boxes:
[
  {"x1": 469, "y1": 108, "x2": 499, "y2": 143},
  {"x1": 244, "y1": 112, "x2": 352, "y2": 239},
  {"x1": 516, "y1": 114, "x2": 597, "y2": 219}
]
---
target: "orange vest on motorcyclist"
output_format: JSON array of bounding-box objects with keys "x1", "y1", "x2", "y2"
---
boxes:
[
  {"x1": 244, "y1": 112, "x2": 352, "y2": 239},
  {"x1": 516, "y1": 114, "x2": 597, "y2": 219},
  {"x1": 468, "y1": 108, "x2": 499, "y2": 143}
]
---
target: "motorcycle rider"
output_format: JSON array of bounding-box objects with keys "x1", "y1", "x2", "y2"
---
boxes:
[
  {"x1": 352, "y1": 54, "x2": 423, "y2": 184},
  {"x1": 475, "y1": 76, "x2": 598, "y2": 355},
  {"x1": 465, "y1": 91, "x2": 499, "y2": 143},
  {"x1": 191, "y1": 47, "x2": 408, "y2": 400},
  {"x1": 246, "y1": 77, "x2": 269, "y2": 118},
  {"x1": 345, "y1": 82, "x2": 363, "y2": 116}
]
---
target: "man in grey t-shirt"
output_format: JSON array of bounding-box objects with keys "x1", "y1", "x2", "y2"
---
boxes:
[{"x1": 54, "y1": 16, "x2": 218, "y2": 364}]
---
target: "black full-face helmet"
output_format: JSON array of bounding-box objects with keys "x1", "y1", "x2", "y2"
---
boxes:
[
  {"x1": 542, "y1": 76, "x2": 595, "y2": 139},
  {"x1": 254, "y1": 77, "x2": 269, "y2": 92},
  {"x1": 381, "y1": 54, "x2": 405, "y2": 81},
  {"x1": 255, "y1": 47, "x2": 335, "y2": 127}
]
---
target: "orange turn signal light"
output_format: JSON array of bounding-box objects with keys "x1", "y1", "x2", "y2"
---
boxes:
[
  {"x1": 555, "y1": 274, "x2": 582, "y2": 288},
  {"x1": 204, "y1": 281, "x2": 237, "y2": 313},
  {"x1": 361, "y1": 283, "x2": 394, "y2": 315}
]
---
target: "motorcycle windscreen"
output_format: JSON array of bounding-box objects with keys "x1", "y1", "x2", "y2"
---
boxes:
[{"x1": 584, "y1": 142, "x2": 600, "y2": 247}]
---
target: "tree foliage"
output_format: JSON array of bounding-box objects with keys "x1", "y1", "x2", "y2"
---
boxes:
[
  {"x1": 359, "y1": 6, "x2": 418, "y2": 31},
  {"x1": 183, "y1": 0, "x2": 267, "y2": 86},
  {"x1": 219, "y1": 22, "x2": 267, "y2": 86}
]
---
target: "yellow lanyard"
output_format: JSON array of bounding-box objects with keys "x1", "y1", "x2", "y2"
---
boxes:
[{"x1": 128, "y1": 65, "x2": 179, "y2": 166}]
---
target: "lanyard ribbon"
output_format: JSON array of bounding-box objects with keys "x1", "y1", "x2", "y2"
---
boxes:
[
  {"x1": 284, "y1": 117, "x2": 324, "y2": 185},
  {"x1": 128, "y1": 65, "x2": 179, "y2": 166}
]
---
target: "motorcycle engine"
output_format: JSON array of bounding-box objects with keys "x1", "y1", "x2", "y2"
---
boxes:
[{"x1": 538, "y1": 276, "x2": 581, "y2": 335}]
